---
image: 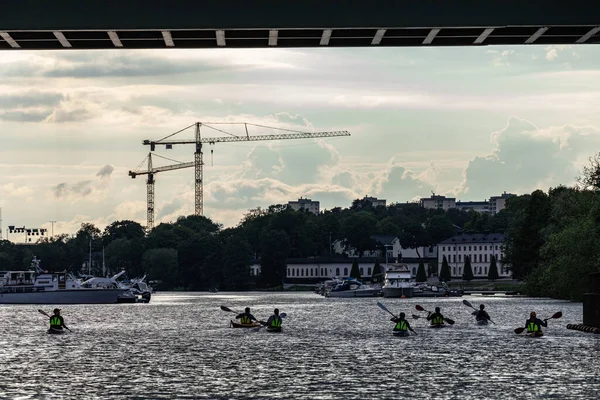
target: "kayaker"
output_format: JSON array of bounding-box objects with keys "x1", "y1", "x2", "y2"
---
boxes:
[
  {"x1": 265, "y1": 308, "x2": 282, "y2": 329},
  {"x1": 426, "y1": 307, "x2": 445, "y2": 326},
  {"x1": 525, "y1": 311, "x2": 547, "y2": 334},
  {"x1": 474, "y1": 304, "x2": 491, "y2": 322},
  {"x1": 235, "y1": 307, "x2": 257, "y2": 324},
  {"x1": 390, "y1": 312, "x2": 415, "y2": 334},
  {"x1": 49, "y1": 308, "x2": 68, "y2": 331}
]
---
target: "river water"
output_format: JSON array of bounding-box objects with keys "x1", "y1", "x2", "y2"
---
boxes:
[{"x1": 0, "y1": 292, "x2": 598, "y2": 399}]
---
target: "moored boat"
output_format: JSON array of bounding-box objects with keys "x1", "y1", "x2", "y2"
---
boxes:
[
  {"x1": 0, "y1": 257, "x2": 127, "y2": 304},
  {"x1": 230, "y1": 320, "x2": 262, "y2": 329},
  {"x1": 325, "y1": 278, "x2": 382, "y2": 298},
  {"x1": 382, "y1": 265, "x2": 416, "y2": 298}
]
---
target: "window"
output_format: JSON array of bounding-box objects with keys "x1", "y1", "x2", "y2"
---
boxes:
[
  {"x1": 296, "y1": 268, "x2": 299, "y2": 276},
  {"x1": 336, "y1": 268, "x2": 340, "y2": 276},
  {"x1": 484, "y1": 267, "x2": 488, "y2": 275},
  {"x1": 459, "y1": 255, "x2": 462, "y2": 262},
  {"x1": 287, "y1": 268, "x2": 290, "y2": 276},
  {"x1": 443, "y1": 246, "x2": 445, "y2": 251},
  {"x1": 469, "y1": 246, "x2": 472, "y2": 251},
  {"x1": 484, "y1": 246, "x2": 487, "y2": 251},
  {"x1": 360, "y1": 268, "x2": 364, "y2": 276},
  {"x1": 368, "y1": 267, "x2": 372, "y2": 276},
  {"x1": 479, "y1": 246, "x2": 482, "y2": 251},
  {"x1": 453, "y1": 267, "x2": 456, "y2": 275},
  {"x1": 412, "y1": 268, "x2": 416, "y2": 275},
  {"x1": 344, "y1": 268, "x2": 348, "y2": 276},
  {"x1": 301, "y1": 269, "x2": 304, "y2": 277}
]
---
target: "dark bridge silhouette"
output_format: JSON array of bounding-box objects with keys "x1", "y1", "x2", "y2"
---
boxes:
[{"x1": 1, "y1": 0, "x2": 600, "y2": 50}]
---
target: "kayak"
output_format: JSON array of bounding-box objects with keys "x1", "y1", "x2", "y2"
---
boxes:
[
  {"x1": 476, "y1": 319, "x2": 489, "y2": 326},
  {"x1": 525, "y1": 331, "x2": 544, "y2": 338},
  {"x1": 47, "y1": 328, "x2": 66, "y2": 335},
  {"x1": 429, "y1": 324, "x2": 446, "y2": 329},
  {"x1": 392, "y1": 330, "x2": 410, "y2": 337},
  {"x1": 266, "y1": 326, "x2": 282, "y2": 333},
  {"x1": 230, "y1": 320, "x2": 262, "y2": 329}
]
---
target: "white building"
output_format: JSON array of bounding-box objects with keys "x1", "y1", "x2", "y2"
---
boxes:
[
  {"x1": 364, "y1": 196, "x2": 386, "y2": 207},
  {"x1": 437, "y1": 233, "x2": 510, "y2": 279},
  {"x1": 456, "y1": 201, "x2": 490, "y2": 213},
  {"x1": 420, "y1": 195, "x2": 456, "y2": 210},
  {"x1": 489, "y1": 192, "x2": 516, "y2": 214},
  {"x1": 287, "y1": 197, "x2": 320, "y2": 215}
]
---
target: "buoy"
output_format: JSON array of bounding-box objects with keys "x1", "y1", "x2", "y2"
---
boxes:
[{"x1": 401, "y1": 295, "x2": 406, "y2": 299}]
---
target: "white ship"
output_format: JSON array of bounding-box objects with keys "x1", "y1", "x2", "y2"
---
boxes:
[
  {"x1": 0, "y1": 257, "x2": 127, "y2": 304},
  {"x1": 382, "y1": 264, "x2": 417, "y2": 298}
]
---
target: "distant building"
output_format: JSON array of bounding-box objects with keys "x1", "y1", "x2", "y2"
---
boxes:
[
  {"x1": 420, "y1": 194, "x2": 456, "y2": 210},
  {"x1": 489, "y1": 192, "x2": 516, "y2": 214},
  {"x1": 420, "y1": 192, "x2": 516, "y2": 214},
  {"x1": 288, "y1": 197, "x2": 320, "y2": 215},
  {"x1": 352, "y1": 196, "x2": 386, "y2": 209},
  {"x1": 438, "y1": 233, "x2": 510, "y2": 279},
  {"x1": 456, "y1": 200, "x2": 490, "y2": 213}
]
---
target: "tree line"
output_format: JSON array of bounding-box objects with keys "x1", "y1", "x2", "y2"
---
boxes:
[{"x1": 1, "y1": 154, "x2": 599, "y2": 299}]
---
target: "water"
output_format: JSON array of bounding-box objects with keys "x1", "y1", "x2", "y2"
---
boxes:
[{"x1": 0, "y1": 293, "x2": 598, "y2": 399}]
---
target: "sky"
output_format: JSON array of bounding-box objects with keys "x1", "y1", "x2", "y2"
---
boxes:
[{"x1": 1, "y1": 44, "x2": 600, "y2": 238}]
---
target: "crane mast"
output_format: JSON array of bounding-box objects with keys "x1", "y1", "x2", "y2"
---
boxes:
[{"x1": 137, "y1": 122, "x2": 350, "y2": 228}]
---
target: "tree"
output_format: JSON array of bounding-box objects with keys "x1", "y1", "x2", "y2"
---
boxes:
[
  {"x1": 576, "y1": 152, "x2": 600, "y2": 190},
  {"x1": 398, "y1": 220, "x2": 428, "y2": 258},
  {"x1": 350, "y1": 259, "x2": 361, "y2": 280},
  {"x1": 222, "y1": 236, "x2": 254, "y2": 290},
  {"x1": 371, "y1": 260, "x2": 383, "y2": 283},
  {"x1": 259, "y1": 229, "x2": 291, "y2": 288},
  {"x1": 439, "y1": 255, "x2": 451, "y2": 282},
  {"x1": 487, "y1": 255, "x2": 499, "y2": 281},
  {"x1": 416, "y1": 261, "x2": 427, "y2": 282},
  {"x1": 462, "y1": 255, "x2": 474, "y2": 281},
  {"x1": 142, "y1": 248, "x2": 179, "y2": 289},
  {"x1": 341, "y1": 212, "x2": 377, "y2": 256},
  {"x1": 103, "y1": 220, "x2": 146, "y2": 245}
]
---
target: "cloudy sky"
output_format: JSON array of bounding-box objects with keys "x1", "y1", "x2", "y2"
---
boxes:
[{"x1": 1, "y1": 44, "x2": 599, "y2": 237}]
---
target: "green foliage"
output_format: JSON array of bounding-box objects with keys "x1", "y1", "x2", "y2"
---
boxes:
[
  {"x1": 371, "y1": 260, "x2": 382, "y2": 283},
  {"x1": 462, "y1": 256, "x2": 474, "y2": 281},
  {"x1": 350, "y1": 259, "x2": 362, "y2": 279},
  {"x1": 142, "y1": 248, "x2": 178, "y2": 288},
  {"x1": 416, "y1": 261, "x2": 427, "y2": 282},
  {"x1": 439, "y1": 255, "x2": 452, "y2": 282},
  {"x1": 487, "y1": 255, "x2": 499, "y2": 281}
]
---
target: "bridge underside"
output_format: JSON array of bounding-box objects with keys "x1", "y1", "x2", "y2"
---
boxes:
[{"x1": 1, "y1": 1, "x2": 600, "y2": 50}]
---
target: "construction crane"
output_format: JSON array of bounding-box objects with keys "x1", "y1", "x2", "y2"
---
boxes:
[
  {"x1": 139, "y1": 121, "x2": 351, "y2": 227},
  {"x1": 129, "y1": 153, "x2": 195, "y2": 229}
]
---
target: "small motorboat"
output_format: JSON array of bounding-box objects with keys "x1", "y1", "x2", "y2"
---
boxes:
[{"x1": 230, "y1": 320, "x2": 262, "y2": 329}]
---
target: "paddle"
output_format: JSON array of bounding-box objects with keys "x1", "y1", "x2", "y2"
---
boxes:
[
  {"x1": 38, "y1": 309, "x2": 71, "y2": 332},
  {"x1": 514, "y1": 312, "x2": 563, "y2": 334},
  {"x1": 220, "y1": 305, "x2": 239, "y2": 314},
  {"x1": 415, "y1": 304, "x2": 455, "y2": 325},
  {"x1": 376, "y1": 302, "x2": 417, "y2": 335},
  {"x1": 462, "y1": 299, "x2": 496, "y2": 324}
]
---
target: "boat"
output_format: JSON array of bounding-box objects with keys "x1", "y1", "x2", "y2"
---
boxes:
[
  {"x1": 428, "y1": 324, "x2": 447, "y2": 328},
  {"x1": 382, "y1": 265, "x2": 417, "y2": 298},
  {"x1": 324, "y1": 278, "x2": 382, "y2": 298},
  {"x1": 0, "y1": 257, "x2": 127, "y2": 304},
  {"x1": 266, "y1": 326, "x2": 282, "y2": 333},
  {"x1": 413, "y1": 283, "x2": 464, "y2": 298},
  {"x1": 525, "y1": 331, "x2": 544, "y2": 338},
  {"x1": 392, "y1": 330, "x2": 411, "y2": 337},
  {"x1": 476, "y1": 319, "x2": 489, "y2": 326},
  {"x1": 81, "y1": 271, "x2": 152, "y2": 303},
  {"x1": 47, "y1": 328, "x2": 66, "y2": 335},
  {"x1": 230, "y1": 320, "x2": 262, "y2": 328},
  {"x1": 315, "y1": 278, "x2": 344, "y2": 296}
]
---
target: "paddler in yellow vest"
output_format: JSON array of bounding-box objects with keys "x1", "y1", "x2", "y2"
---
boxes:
[
  {"x1": 265, "y1": 308, "x2": 282, "y2": 329},
  {"x1": 426, "y1": 307, "x2": 445, "y2": 326},
  {"x1": 235, "y1": 307, "x2": 257, "y2": 325},
  {"x1": 49, "y1": 308, "x2": 69, "y2": 332},
  {"x1": 525, "y1": 311, "x2": 547, "y2": 334},
  {"x1": 391, "y1": 312, "x2": 415, "y2": 335}
]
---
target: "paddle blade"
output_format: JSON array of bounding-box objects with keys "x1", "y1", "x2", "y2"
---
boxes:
[
  {"x1": 411, "y1": 314, "x2": 421, "y2": 319},
  {"x1": 462, "y1": 299, "x2": 474, "y2": 309},
  {"x1": 514, "y1": 327, "x2": 526, "y2": 334},
  {"x1": 415, "y1": 305, "x2": 425, "y2": 312},
  {"x1": 550, "y1": 311, "x2": 562, "y2": 319},
  {"x1": 444, "y1": 318, "x2": 455, "y2": 325},
  {"x1": 220, "y1": 306, "x2": 233, "y2": 313},
  {"x1": 38, "y1": 309, "x2": 49, "y2": 317},
  {"x1": 377, "y1": 302, "x2": 389, "y2": 313},
  {"x1": 280, "y1": 313, "x2": 287, "y2": 318}
]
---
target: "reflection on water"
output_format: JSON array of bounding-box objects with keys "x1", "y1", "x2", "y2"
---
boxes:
[{"x1": 0, "y1": 293, "x2": 598, "y2": 399}]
